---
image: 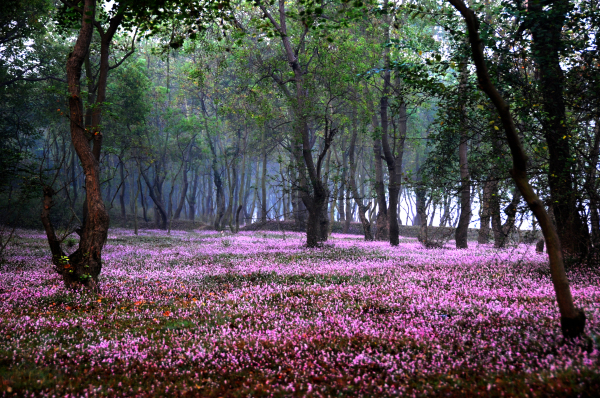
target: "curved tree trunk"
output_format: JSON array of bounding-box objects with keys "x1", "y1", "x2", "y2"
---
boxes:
[
  {"x1": 448, "y1": 0, "x2": 585, "y2": 338},
  {"x1": 43, "y1": 0, "x2": 109, "y2": 291}
]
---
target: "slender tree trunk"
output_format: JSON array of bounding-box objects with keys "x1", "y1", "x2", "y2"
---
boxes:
[
  {"x1": 261, "y1": 133, "x2": 268, "y2": 223},
  {"x1": 585, "y1": 121, "x2": 600, "y2": 249},
  {"x1": 134, "y1": 175, "x2": 140, "y2": 235},
  {"x1": 478, "y1": 179, "x2": 494, "y2": 243},
  {"x1": 141, "y1": 168, "x2": 168, "y2": 230},
  {"x1": 455, "y1": 62, "x2": 471, "y2": 249},
  {"x1": 119, "y1": 159, "x2": 126, "y2": 220},
  {"x1": 187, "y1": 166, "x2": 199, "y2": 221},
  {"x1": 174, "y1": 165, "x2": 188, "y2": 220},
  {"x1": 366, "y1": 86, "x2": 388, "y2": 241},
  {"x1": 344, "y1": 187, "x2": 352, "y2": 233},
  {"x1": 349, "y1": 112, "x2": 373, "y2": 240},
  {"x1": 235, "y1": 134, "x2": 248, "y2": 232},
  {"x1": 498, "y1": 188, "x2": 522, "y2": 247},
  {"x1": 213, "y1": 166, "x2": 225, "y2": 230}
]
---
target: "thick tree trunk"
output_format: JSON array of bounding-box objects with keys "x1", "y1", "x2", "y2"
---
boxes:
[
  {"x1": 48, "y1": 0, "x2": 108, "y2": 291},
  {"x1": 448, "y1": 0, "x2": 585, "y2": 338},
  {"x1": 70, "y1": 149, "x2": 78, "y2": 205},
  {"x1": 529, "y1": 0, "x2": 589, "y2": 257}
]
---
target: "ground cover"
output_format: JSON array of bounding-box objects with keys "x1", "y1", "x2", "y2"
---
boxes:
[{"x1": 0, "y1": 229, "x2": 599, "y2": 397}]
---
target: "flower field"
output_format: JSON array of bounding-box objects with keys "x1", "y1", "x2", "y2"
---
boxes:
[{"x1": 1, "y1": 229, "x2": 599, "y2": 397}]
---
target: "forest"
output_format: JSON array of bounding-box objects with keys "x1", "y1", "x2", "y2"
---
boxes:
[{"x1": 1, "y1": 0, "x2": 599, "y2": 396}]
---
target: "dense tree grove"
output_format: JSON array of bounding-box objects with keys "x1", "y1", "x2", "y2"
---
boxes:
[{"x1": 1, "y1": 0, "x2": 599, "y2": 338}]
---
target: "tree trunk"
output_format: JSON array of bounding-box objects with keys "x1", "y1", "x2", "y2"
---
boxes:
[
  {"x1": 213, "y1": 166, "x2": 225, "y2": 230},
  {"x1": 235, "y1": 134, "x2": 248, "y2": 232},
  {"x1": 140, "y1": 179, "x2": 148, "y2": 222},
  {"x1": 174, "y1": 165, "x2": 188, "y2": 220},
  {"x1": 187, "y1": 166, "x2": 199, "y2": 222},
  {"x1": 448, "y1": 0, "x2": 585, "y2": 338},
  {"x1": 261, "y1": 134, "x2": 268, "y2": 223},
  {"x1": 455, "y1": 62, "x2": 471, "y2": 249},
  {"x1": 44, "y1": 0, "x2": 109, "y2": 291},
  {"x1": 119, "y1": 159, "x2": 127, "y2": 220},
  {"x1": 349, "y1": 112, "x2": 373, "y2": 241},
  {"x1": 133, "y1": 175, "x2": 141, "y2": 235},
  {"x1": 529, "y1": 0, "x2": 589, "y2": 257},
  {"x1": 478, "y1": 179, "x2": 494, "y2": 243},
  {"x1": 585, "y1": 121, "x2": 600, "y2": 250},
  {"x1": 258, "y1": 0, "x2": 333, "y2": 246},
  {"x1": 494, "y1": 187, "x2": 522, "y2": 248},
  {"x1": 141, "y1": 167, "x2": 168, "y2": 230},
  {"x1": 343, "y1": 188, "x2": 352, "y2": 234},
  {"x1": 366, "y1": 86, "x2": 388, "y2": 241}
]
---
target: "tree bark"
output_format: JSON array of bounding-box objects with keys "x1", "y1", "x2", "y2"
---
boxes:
[{"x1": 448, "y1": 0, "x2": 585, "y2": 338}]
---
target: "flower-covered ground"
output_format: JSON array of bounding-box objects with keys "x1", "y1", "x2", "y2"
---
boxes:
[{"x1": 1, "y1": 229, "x2": 599, "y2": 397}]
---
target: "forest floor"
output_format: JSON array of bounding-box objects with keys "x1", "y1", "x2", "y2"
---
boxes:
[{"x1": 0, "y1": 229, "x2": 599, "y2": 397}]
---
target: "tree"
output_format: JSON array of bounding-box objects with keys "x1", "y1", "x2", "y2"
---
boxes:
[
  {"x1": 447, "y1": 0, "x2": 585, "y2": 338},
  {"x1": 41, "y1": 0, "x2": 106, "y2": 290}
]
